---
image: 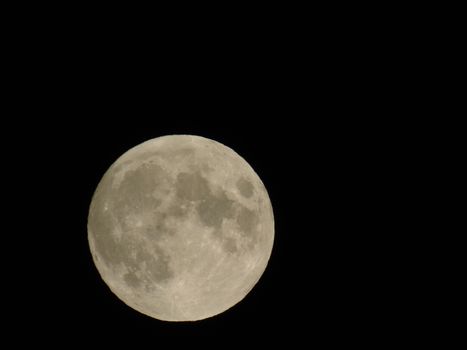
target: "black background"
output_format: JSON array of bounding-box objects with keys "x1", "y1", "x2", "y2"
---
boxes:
[
  {"x1": 13, "y1": 105, "x2": 391, "y2": 343},
  {"x1": 4, "y1": 12, "x2": 411, "y2": 344}
]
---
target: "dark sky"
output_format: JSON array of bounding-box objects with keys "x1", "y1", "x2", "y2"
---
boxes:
[
  {"x1": 2, "y1": 1, "x2": 425, "y2": 343},
  {"x1": 5, "y1": 48, "x2": 405, "y2": 344},
  {"x1": 10, "y1": 111, "x2": 391, "y2": 342}
]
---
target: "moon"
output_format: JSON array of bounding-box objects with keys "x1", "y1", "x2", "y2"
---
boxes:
[{"x1": 87, "y1": 135, "x2": 274, "y2": 321}]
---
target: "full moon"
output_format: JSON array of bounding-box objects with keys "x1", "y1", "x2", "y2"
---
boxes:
[{"x1": 87, "y1": 135, "x2": 274, "y2": 321}]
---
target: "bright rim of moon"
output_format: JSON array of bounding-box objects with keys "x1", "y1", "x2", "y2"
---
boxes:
[{"x1": 87, "y1": 135, "x2": 274, "y2": 321}]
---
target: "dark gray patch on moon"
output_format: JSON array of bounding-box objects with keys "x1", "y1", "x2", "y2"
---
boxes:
[
  {"x1": 143, "y1": 203, "x2": 189, "y2": 242},
  {"x1": 144, "y1": 245, "x2": 173, "y2": 282},
  {"x1": 200, "y1": 162, "x2": 214, "y2": 173},
  {"x1": 197, "y1": 191, "x2": 234, "y2": 228},
  {"x1": 142, "y1": 222, "x2": 162, "y2": 240},
  {"x1": 153, "y1": 220, "x2": 172, "y2": 239},
  {"x1": 237, "y1": 206, "x2": 258, "y2": 236},
  {"x1": 166, "y1": 203, "x2": 189, "y2": 218},
  {"x1": 175, "y1": 172, "x2": 210, "y2": 201},
  {"x1": 236, "y1": 177, "x2": 254, "y2": 198},
  {"x1": 174, "y1": 170, "x2": 238, "y2": 229},
  {"x1": 223, "y1": 237, "x2": 238, "y2": 253},
  {"x1": 113, "y1": 163, "x2": 165, "y2": 218},
  {"x1": 124, "y1": 271, "x2": 141, "y2": 288}
]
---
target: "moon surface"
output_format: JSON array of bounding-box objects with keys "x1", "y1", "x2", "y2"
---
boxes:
[{"x1": 87, "y1": 135, "x2": 274, "y2": 321}]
